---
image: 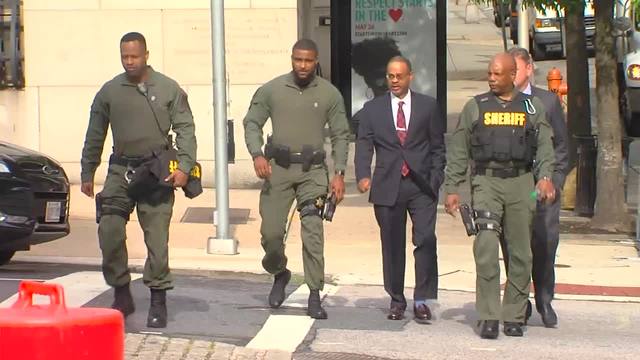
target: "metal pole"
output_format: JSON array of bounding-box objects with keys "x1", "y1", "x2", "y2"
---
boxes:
[
  {"x1": 518, "y1": 0, "x2": 529, "y2": 51},
  {"x1": 208, "y1": 0, "x2": 237, "y2": 254},
  {"x1": 499, "y1": 1, "x2": 507, "y2": 51}
]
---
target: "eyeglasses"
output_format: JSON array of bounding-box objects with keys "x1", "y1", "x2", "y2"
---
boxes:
[{"x1": 386, "y1": 73, "x2": 407, "y2": 81}]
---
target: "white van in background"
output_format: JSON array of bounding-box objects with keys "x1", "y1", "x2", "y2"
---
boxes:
[
  {"x1": 510, "y1": 1, "x2": 595, "y2": 60},
  {"x1": 619, "y1": 3, "x2": 640, "y2": 137}
]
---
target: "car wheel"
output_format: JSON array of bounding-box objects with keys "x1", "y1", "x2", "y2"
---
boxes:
[
  {"x1": 628, "y1": 112, "x2": 640, "y2": 137},
  {"x1": 0, "y1": 250, "x2": 16, "y2": 266},
  {"x1": 530, "y1": 36, "x2": 546, "y2": 61}
]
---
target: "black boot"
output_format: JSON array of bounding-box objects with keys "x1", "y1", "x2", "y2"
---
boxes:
[
  {"x1": 524, "y1": 300, "x2": 532, "y2": 325},
  {"x1": 307, "y1": 290, "x2": 328, "y2": 319},
  {"x1": 504, "y1": 322, "x2": 524, "y2": 337},
  {"x1": 268, "y1": 269, "x2": 291, "y2": 308},
  {"x1": 111, "y1": 283, "x2": 135, "y2": 318},
  {"x1": 478, "y1": 320, "x2": 499, "y2": 339},
  {"x1": 147, "y1": 289, "x2": 167, "y2": 328}
]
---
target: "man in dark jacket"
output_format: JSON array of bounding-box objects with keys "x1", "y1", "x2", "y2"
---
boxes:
[
  {"x1": 503, "y1": 47, "x2": 569, "y2": 328},
  {"x1": 354, "y1": 56, "x2": 446, "y2": 323}
]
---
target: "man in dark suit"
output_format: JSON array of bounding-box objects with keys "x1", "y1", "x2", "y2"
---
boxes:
[
  {"x1": 354, "y1": 56, "x2": 446, "y2": 323},
  {"x1": 502, "y1": 47, "x2": 569, "y2": 328}
]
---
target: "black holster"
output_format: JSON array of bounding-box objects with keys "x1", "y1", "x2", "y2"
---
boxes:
[
  {"x1": 272, "y1": 144, "x2": 292, "y2": 169},
  {"x1": 460, "y1": 203, "x2": 477, "y2": 236},
  {"x1": 95, "y1": 192, "x2": 103, "y2": 224},
  {"x1": 301, "y1": 145, "x2": 326, "y2": 172}
]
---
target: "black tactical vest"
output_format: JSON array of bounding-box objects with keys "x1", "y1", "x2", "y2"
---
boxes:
[{"x1": 471, "y1": 91, "x2": 537, "y2": 165}]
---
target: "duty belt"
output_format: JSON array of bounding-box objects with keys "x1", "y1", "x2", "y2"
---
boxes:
[
  {"x1": 109, "y1": 154, "x2": 151, "y2": 167},
  {"x1": 288, "y1": 151, "x2": 325, "y2": 164},
  {"x1": 473, "y1": 166, "x2": 531, "y2": 179}
]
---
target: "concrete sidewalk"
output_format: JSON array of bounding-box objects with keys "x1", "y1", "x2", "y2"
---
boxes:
[
  {"x1": 14, "y1": 0, "x2": 640, "y2": 304},
  {"x1": 7, "y1": 2, "x2": 640, "y2": 358},
  {"x1": 16, "y1": 184, "x2": 640, "y2": 303}
]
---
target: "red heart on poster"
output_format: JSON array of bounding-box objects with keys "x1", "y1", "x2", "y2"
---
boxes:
[{"x1": 389, "y1": 8, "x2": 403, "y2": 22}]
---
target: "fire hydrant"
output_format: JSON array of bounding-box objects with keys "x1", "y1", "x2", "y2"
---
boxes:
[{"x1": 547, "y1": 67, "x2": 568, "y2": 100}]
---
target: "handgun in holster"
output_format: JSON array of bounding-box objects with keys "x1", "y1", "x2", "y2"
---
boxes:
[
  {"x1": 459, "y1": 203, "x2": 477, "y2": 236},
  {"x1": 95, "y1": 192, "x2": 103, "y2": 224},
  {"x1": 301, "y1": 145, "x2": 314, "y2": 172},
  {"x1": 264, "y1": 134, "x2": 274, "y2": 159},
  {"x1": 323, "y1": 192, "x2": 337, "y2": 222}
]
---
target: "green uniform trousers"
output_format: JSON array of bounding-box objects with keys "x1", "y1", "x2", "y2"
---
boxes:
[
  {"x1": 98, "y1": 162, "x2": 174, "y2": 290},
  {"x1": 471, "y1": 172, "x2": 535, "y2": 323},
  {"x1": 259, "y1": 162, "x2": 328, "y2": 291}
]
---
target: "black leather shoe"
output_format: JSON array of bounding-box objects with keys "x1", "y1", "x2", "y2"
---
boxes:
[
  {"x1": 111, "y1": 283, "x2": 135, "y2": 318},
  {"x1": 478, "y1": 320, "x2": 499, "y2": 339},
  {"x1": 538, "y1": 303, "x2": 558, "y2": 328},
  {"x1": 524, "y1": 300, "x2": 532, "y2": 325},
  {"x1": 307, "y1": 290, "x2": 328, "y2": 319},
  {"x1": 147, "y1": 289, "x2": 167, "y2": 328},
  {"x1": 268, "y1": 269, "x2": 291, "y2": 308},
  {"x1": 504, "y1": 322, "x2": 524, "y2": 337},
  {"x1": 387, "y1": 306, "x2": 405, "y2": 320},
  {"x1": 413, "y1": 303, "x2": 432, "y2": 324}
]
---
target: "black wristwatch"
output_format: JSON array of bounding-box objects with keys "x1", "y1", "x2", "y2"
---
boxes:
[{"x1": 335, "y1": 170, "x2": 345, "y2": 176}]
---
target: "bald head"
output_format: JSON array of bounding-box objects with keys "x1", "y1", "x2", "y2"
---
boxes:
[
  {"x1": 491, "y1": 53, "x2": 517, "y2": 73},
  {"x1": 487, "y1": 53, "x2": 517, "y2": 97}
]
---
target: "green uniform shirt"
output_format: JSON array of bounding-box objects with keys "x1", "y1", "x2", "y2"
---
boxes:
[
  {"x1": 81, "y1": 67, "x2": 197, "y2": 182},
  {"x1": 444, "y1": 92, "x2": 555, "y2": 194},
  {"x1": 243, "y1": 72, "x2": 350, "y2": 172}
]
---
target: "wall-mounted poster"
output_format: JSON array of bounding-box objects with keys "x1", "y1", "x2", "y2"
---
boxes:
[{"x1": 350, "y1": 0, "x2": 438, "y2": 114}]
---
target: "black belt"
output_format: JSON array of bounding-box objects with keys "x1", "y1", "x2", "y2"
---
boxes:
[
  {"x1": 288, "y1": 151, "x2": 325, "y2": 164},
  {"x1": 109, "y1": 154, "x2": 151, "y2": 167},
  {"x1": 474, "y1": 166, "x2": 531, "y2": 179}
]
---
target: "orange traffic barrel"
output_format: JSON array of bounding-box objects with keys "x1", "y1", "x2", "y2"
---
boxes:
[{"x1": 0, "y1": 281, "x2": 124, "y2": 360}]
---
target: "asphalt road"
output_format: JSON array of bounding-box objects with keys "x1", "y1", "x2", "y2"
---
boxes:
[{"x1": 1, "y1": 261, "x2": 640, "y2": 360}]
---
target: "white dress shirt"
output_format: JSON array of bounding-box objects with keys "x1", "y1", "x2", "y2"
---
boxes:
[
  {"x1": 391, "y1": 89, "x2": 412, "y2": 130},
  {"x1": 522, "y1": 82, "x2": 532, "y2": 95}
]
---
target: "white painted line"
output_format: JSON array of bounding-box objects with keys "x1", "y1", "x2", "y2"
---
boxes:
[
  {"x1": 246, "y1": 283, "x2": 339, "y2": 352},
  {"x1": 0, "y1": 278, "x2": 46, "y2": 282},
  {"x1": 0, "y1": 271, "x2": 142, "y2": 308},
  {"x1": 246, "y1": 315, "x2": 315, "y2": 352}
]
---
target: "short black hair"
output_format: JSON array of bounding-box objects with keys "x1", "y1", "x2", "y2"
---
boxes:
[
  {"x1": 388, "y1": 55, "x2": 412, "y2": 72},
  {"x1": 120, "y1": 32, "x2": 147, "y2": 50},
  {"x1": 508, "y1": 47, "x2": 532, "y2": 64},
  {"x1": 292, "y1": 38, "x2": 318, "y2": 54}
]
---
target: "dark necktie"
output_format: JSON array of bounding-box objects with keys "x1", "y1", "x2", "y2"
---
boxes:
[{"x1": 397, "y1": 101, "x2": 409, "y2": 177}]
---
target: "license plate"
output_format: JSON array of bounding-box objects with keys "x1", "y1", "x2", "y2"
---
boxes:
[{"x1": 45, "y1": 201, "x2": 61, "y2": 223}]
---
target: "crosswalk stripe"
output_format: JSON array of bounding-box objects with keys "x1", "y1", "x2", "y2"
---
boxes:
[
  {"x1": 0, "y1": 271, "x2": 142, "y2": 308},
  {"x1": 246, "y1": 284, "x2": 339, "y2": 352}
]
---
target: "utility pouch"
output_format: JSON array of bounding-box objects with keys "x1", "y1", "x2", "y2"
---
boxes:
[
  {"x1": 182, "y1": 162, "x2": 203, "y2": 199},
  {"x1": 149, "y1": 147, "x2": 179, "y2": 188},
  {"x1": 95, "y1": 192, "x2": 103, "y2": 224},
  {"x1": 460, "y1": 203, "x2": 477, "y2": 236},
  {"x1": 273, "y1": 144, "x2": 291, "y2": 169}
]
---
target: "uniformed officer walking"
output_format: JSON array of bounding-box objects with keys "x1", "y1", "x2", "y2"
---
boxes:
[
  {"x1": 502, "y1": 47, "x2": 569, "y2": 328},
  {"x1": 444, "y1": 53, "x2": 556, "y2": 339},
  {"x1": 80, "y1": 32, "x2": 197, "y2": 328},
  {"x1": 243, "y1": 39, "x2": 350, "y2": 319}
]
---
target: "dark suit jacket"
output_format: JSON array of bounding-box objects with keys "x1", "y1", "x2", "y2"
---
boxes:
[
  {"x1": 531, "y1": 86, "x2": 569, "y2": 190},
  {"x1": 354, "y1": 91, "x2": 446, "y2": 206}
]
